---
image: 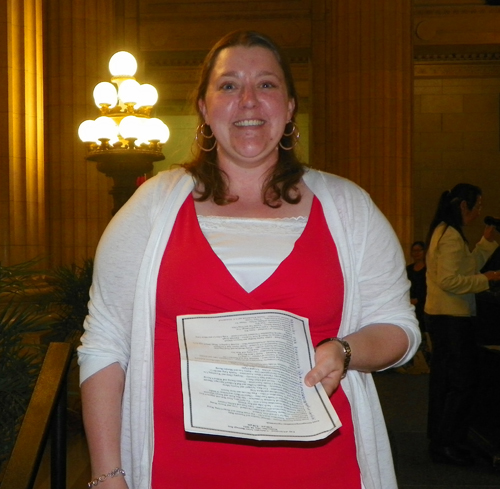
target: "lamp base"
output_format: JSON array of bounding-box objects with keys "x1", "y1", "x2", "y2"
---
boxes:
[{"x1": 87, "y1": 148, "x2": 165, "y2": 215}]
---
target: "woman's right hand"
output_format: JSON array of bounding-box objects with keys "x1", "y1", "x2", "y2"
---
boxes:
[
  {"x1": 483, "y1": 225, "x2": 497, "y2": 242},
  {"x1": 484, "y1": 270, "x2": 500, "y2": 282}
]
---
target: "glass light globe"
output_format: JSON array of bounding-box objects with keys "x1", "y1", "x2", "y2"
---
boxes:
[
  {"x1": 94, "y1": 116, "x2": 119, "y2": 141},
  {"x1": 78, "y1": 120, "x2": 97, "y2": 143},
  {"x1": 109, "y1": 135, "x2": 121, "y2": 147},
  {"x1": 146, "y1": 118, "x2": 170, "y2": 144},
  {"x1": 119, "y1": 116, "x2": 141, "y2": 140},
  {"x1": 93, "y1": 82, "x2": 118, "y2": 108},
  {"x1": 118, "y1": 79, "x2": 141, "y2": 105},
  {"x1": 135, "y1": 84, "x2": 158, "y2": 109},
  {"x1": 159, "y1": 122, "x2": 170, "y2": 144},
  {"x1": 134, "y1": 118, "x2": 149, "y2": 147},
  {"x1": 109, "y1": 51, "x2": 137, "y2": 77}
]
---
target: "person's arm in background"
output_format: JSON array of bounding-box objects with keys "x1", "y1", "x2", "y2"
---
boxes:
[
  {"x1": 477, "y1": 224, "x2": 499, "y2": 281},
  {"x1": 438, "y1": 226, "x2": 498, "y2": 294},
  {"x1": 406, "y1": 266, "x2": 419, "y2": 305}
]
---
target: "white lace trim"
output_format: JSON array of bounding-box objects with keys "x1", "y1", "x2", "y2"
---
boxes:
[{"x1": 198, "y1": 215, "x2": 308, "y2": 235}]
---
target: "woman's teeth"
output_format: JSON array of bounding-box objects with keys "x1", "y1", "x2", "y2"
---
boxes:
[{"x1": 234, "y1": 120, "x2": 264, "y2": 127}]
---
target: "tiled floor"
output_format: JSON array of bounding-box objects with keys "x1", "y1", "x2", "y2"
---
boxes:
[
  {"x1": 374, "y1": 371, "x2": 500, "y2": 489},
  {"x1": 32, "y1": 371, "x2": 500, "y2": 488}
]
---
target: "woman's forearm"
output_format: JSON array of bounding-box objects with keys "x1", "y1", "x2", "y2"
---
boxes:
[
  {"x1": 81, "y1": 362, "x2": 128, "y2": 486},
  {"x1": 344, "y1": 323, "x2": 410, "y2": 372},
  {"x1": 305, "y1": 324, "x2": 410, "y2": 396}
]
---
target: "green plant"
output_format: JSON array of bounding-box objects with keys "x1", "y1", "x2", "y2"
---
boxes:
[
  {"x1": 0, "y1": 259, "x2": 42, "y2": 297},
  {"x1": 0, "y1": 260, "x2": 55, "y2": 465},
  {"x1": 46, "y1": 258, "x2": 94, "y2": 345},
  {"x1": 45, "y1": 259, "x2": 94, "y2": 427},
  {"x1": 0, "y1": 258, "x2": 94, "y2": 467}
]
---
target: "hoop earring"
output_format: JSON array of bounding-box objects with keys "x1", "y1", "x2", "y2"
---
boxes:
[
  {"x1": 279, "y1": 121, "x2": 299, "y2": 150},
  {"x1": 196, "y1": 123, "x2": 217, "y2": 152}
]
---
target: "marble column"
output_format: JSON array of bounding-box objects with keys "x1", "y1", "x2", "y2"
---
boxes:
[
  {"x1": 44, "y1": 0, "x2": 115, "y2": 266},
  {"x1": 0, "y1": 0, "x2": 11, "y2": 264},
  {"x1": 0, "y1": 0, "x2": 46, "y2": 265},
  {"x1": 312, "y1": 0, "x2": 413, "y2": 250}
]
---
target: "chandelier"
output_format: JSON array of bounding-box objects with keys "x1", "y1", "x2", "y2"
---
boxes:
[{"x1": 78, "y1": 51, "x2": 169, "y2": 214}]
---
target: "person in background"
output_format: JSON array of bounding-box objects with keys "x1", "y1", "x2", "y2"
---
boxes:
[
  {"x1": 406, "y1": 241, "x2": 432, "y2": 364},
  {"x1": 425, "y1": 183, "x2": 499, "y2": 467},
  {"x1": 78, "y1": 30, "x2": 420, "y2": 489},
  {"x1": 397, "y1": 241, "x2": 430, "y2": 373},
  {"x1": 407, "y1": 241, "x2": 427, "y2": 330},
  {"x1": 476, "y1": 243, "x2": 500, "y2": 344}
]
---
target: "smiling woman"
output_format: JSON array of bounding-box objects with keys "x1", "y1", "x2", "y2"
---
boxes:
[
  {"x1": 78, "y1": 30, "x2": 420, "y2": 489},
  {"x1": 185, "y1": 31, "x2": 304, "y2": 213},
  {"x1": 198, "y1": 46, "x2": 294, "y2": 172},
  {"x1": 194, "y1": 45, "x2": 305, "y2": 218}
]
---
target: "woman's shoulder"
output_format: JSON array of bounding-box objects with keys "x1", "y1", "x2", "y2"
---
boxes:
[
  {"x1": 304, "y1": 167, "x2": 358, "y2": 186},
  {"x1": 147, "y1": 166, "x2": 191, "y2": 186},
  {"x1": 134, "y1": 167, "x2": 192, "y2": 197},
  {"x1": 431, "y1": 223, "x2": 459, "y2": 240},
  {"x1": 303, "y1": 168, "x2": 369, "y2": 200},
  {"x1": 439, "y1": 224, "x2": 462, "y2": 241},
  {"x1": 121, "y1": 167, "x2": 194, "y2": 218},
  {"x1": 303, "y1": 168, "x2": 378, "y2": 233},
  {"x1": 430, "y1": 225, "x2": 465, "y2": 255}
]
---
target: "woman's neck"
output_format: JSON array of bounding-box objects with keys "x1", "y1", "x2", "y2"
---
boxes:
[{"x1": 194, "y1": 180, "x2": 314, "y2": 219}]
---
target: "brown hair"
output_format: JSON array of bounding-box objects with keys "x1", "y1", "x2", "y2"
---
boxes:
[{"x1": 182, "y1": 30, "x2": 305, "y2": 207}]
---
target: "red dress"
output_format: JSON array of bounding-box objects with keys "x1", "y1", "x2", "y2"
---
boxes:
[{"x1": 152, "y1": 195, "x2": 360, "y2": 488}]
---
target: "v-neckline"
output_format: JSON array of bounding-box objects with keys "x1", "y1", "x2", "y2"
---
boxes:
[{"x1": 188, "y1": 194, "x2": 318, "y2": 296}]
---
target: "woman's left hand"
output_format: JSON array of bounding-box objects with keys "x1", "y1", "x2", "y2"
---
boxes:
[{"x1": 304, "y1": 340, "x2": 346, "y2": 397}]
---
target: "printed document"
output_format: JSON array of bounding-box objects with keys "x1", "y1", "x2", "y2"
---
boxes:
[{"x1": 177, "y1": 309, "x2": 341, "y2": 441}]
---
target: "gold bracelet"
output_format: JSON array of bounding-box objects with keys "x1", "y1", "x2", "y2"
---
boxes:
[
  {"x1": 88, "y1": 467, "x2": 126, "y2": 488},
  {"x1": 315, "y1": 337, "x2": 351, "y2": 379}
]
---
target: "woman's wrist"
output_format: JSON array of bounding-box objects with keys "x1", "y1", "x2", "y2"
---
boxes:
[
  {"x1": 88, "y1": 468, "x2": 126, "y2": 488},
  {"x1": 483, "y1": 226, "x2": 497, "y2": 242},
  {"x1": 484, "y1": 270, "x2": 500, "y2": 282},
  {"x1": 315, "y1": 337, "x2": 352, "y2": 378}
]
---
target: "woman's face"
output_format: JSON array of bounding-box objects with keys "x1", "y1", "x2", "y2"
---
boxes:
[
  {"x1": 461, "y1": 195, "x2": 482, "y2": 225},
  {"x1": 411, "y1": 244, "x2": 425, "y2": 262},
  {"x1": 198, "y1": 46, "x2": 295, "y2": 170}
]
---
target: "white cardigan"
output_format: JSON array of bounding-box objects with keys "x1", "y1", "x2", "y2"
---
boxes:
[{"x1": 78, "y1": 167, "x2": 420, "y2": 489}]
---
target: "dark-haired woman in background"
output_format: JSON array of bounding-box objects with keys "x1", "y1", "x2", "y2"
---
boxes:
[{"x1": 425, "y1": 184, "x2": 499, "y2": 466}]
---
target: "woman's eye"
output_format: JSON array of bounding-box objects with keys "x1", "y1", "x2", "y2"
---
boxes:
[
  {"x1": 261, "y1": 82, "x2": 275, "y2": 89},
  {"x1": 220, "y1": 83, "x2": 236, "y2": 91}
]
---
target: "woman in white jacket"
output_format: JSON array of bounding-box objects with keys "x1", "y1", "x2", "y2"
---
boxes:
[{"x1": 425, "y1": 183, "x2": 499, "y2": 467}]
